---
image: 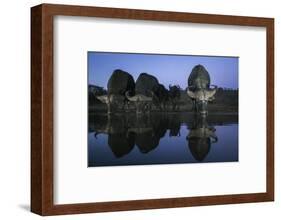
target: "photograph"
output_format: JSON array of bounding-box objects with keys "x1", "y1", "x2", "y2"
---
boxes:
[{"x1": 88, "y1": 52, "x2": 239, "y2": 167}]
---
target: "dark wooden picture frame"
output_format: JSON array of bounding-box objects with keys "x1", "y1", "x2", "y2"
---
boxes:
[{"x1": 31, "y1": 3, "x2": 274, "y2": 216}]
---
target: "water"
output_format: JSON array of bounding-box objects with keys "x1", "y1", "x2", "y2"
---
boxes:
[{"x1": 88, "y1": 113, "x2": 238, "y2": 167}]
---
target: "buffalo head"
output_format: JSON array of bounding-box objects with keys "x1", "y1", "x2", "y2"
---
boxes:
[{"x1": 187, "y1": 86, "x2": 217, "y2": 115}]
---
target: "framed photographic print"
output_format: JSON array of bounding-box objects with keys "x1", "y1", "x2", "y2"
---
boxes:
[{"x1": 31, "y1": 4, "x2": 274, "y2": 216}]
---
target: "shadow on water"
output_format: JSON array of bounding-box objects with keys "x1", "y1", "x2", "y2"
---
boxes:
[{"x1": 88, "y1": 112, "x2": 238, "y2": 167}]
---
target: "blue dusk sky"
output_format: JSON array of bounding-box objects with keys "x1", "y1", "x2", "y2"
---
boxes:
[{"x1": 88, "y1": 52, "x2": 238, "y2": 90}]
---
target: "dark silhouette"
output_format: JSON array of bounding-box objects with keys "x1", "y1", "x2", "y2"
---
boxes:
[
  {"x1": 95, "y1": 69, "x2": 135, "y2": 114},
  {"x1": 169, "y1": 84, "x2": 181, "y2": 111},
  {"x1": 187, "y1": 115, "x2": 218, "y2": 161},
  {"x1": 125, "y1": 73, "x2": 159, "y2": 114},
  {"x1": 186, "y1": 65, "x2": 217, "y2": 115}
]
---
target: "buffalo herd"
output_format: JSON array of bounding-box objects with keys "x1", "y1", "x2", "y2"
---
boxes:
[{"x1": 92, "y1": 65, "x2": 218, "y2": 115}]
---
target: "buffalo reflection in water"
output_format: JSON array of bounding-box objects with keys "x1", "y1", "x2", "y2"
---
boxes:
[
  {"x1": 89, "y1": 113, "x2": 218, "y2": 162},
  {"x1": 186, "y1": 115, "x2": 218, "y2": 161},
  {"x1": 91, "y1": 114, "x2": 169, "y2": 157}
]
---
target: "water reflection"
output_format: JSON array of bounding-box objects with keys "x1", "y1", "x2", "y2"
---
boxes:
[
  {"x1": 88, "y1": 113, "x2": 238, "y2": 167},
  {"x1": 187, "y1": 115, "x2": 218, "y2": 162}
]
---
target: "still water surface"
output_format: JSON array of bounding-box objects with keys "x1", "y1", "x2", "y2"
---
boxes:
[{"x1": 88, "y1": 113, "x2": 238, "y2": 167}]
